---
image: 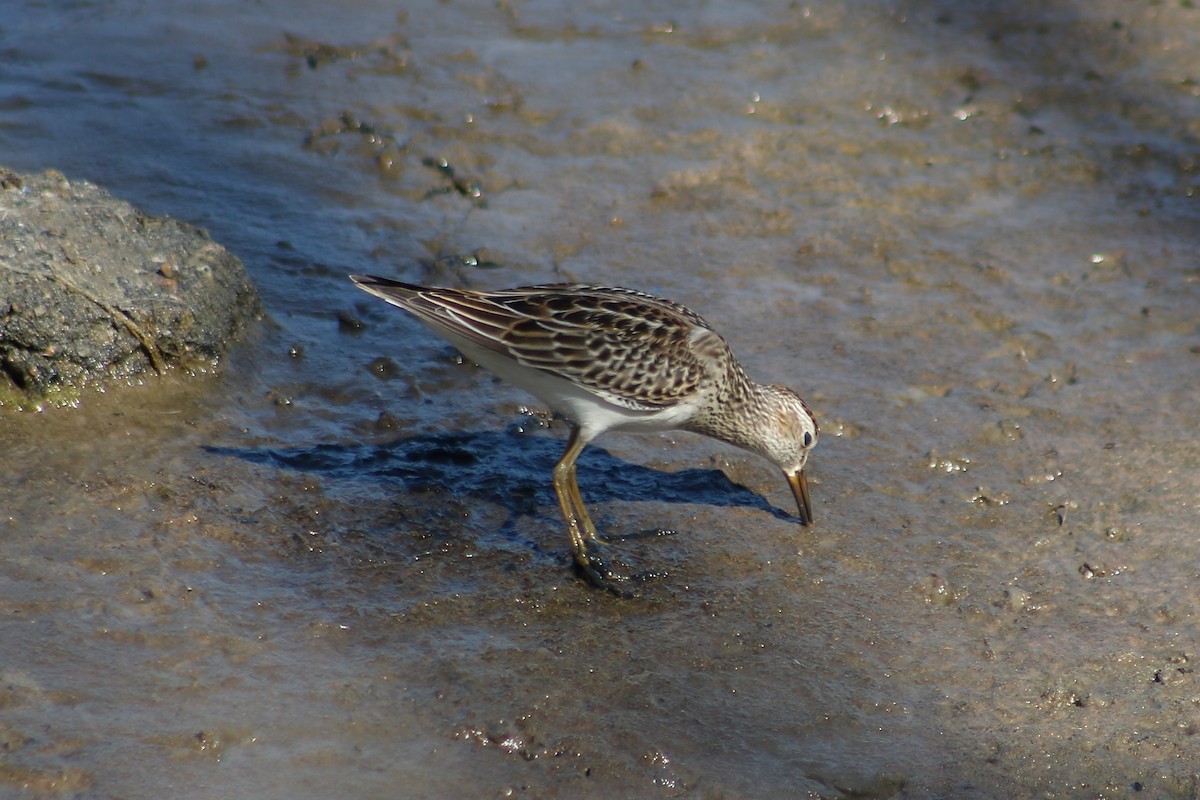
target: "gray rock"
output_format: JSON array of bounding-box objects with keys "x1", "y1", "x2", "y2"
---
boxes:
[{"x1": 0, "y1": 167, "x2": 261, "y2": 405}]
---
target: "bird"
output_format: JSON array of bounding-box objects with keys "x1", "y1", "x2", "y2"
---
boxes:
[{"x1": 349, "y1": 274, "x2": 818, "y2": 593}]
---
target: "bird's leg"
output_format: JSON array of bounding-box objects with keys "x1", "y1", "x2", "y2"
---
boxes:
[
  {"x1": 565, "y1": 461, "x2": 603, "y2": 543},
  {"x1": 552, "y1": 427, "x2": 594, "y2": 573},
  {"x1": 553, "y1": 427, "x2": 626, "y2": 594}
]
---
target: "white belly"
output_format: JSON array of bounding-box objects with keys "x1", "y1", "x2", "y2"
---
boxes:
[{"x1": 443, "y1": 334, "x2": 697, "y2": 436}]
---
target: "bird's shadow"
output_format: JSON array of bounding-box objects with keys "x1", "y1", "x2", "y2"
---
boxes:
[{"x1": 204, "y1": 429, "x2": 795, "y2": 526}]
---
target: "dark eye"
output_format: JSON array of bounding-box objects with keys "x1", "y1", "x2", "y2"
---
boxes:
[{"x1": 803, "y1": 431, "x2": 813, "y2": 447}]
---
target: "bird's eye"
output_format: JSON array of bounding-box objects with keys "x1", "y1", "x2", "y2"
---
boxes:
[{"x1": 804, "y1": 431, "x2": 813, "y2": 447}]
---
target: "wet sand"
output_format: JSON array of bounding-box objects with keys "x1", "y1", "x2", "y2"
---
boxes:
[{"x1": 2, "y1": 0, "x2": 1198, "y2": 797}]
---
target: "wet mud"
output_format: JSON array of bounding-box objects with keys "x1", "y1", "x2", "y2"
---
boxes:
[{"x1": 1, "y1": 1, "x2": 1198, "y2": 797}]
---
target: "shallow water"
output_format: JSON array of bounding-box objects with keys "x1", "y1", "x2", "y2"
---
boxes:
[{"x1": 2, "y1": 0, "x2": 1199, "y2": 797}]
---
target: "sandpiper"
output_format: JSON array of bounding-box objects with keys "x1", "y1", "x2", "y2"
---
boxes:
[{"x1": 350, "y1": 275, "x2": 818, "y2": 593}]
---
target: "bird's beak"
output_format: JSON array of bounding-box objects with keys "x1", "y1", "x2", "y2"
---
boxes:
[{"x1": 787, "y1": 470, "x2": 813, "y2": 526}]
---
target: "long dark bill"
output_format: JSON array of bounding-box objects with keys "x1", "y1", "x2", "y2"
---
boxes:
[{"x1": 787, "y1": 470, "x2": 813, "y2": 526}]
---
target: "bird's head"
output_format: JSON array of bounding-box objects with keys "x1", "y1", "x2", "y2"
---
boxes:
[{"x1": 760, "y1": 385, "x2": 819, "y2": 525}]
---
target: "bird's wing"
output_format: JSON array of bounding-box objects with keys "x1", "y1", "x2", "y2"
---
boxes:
[{"x1": 354, "y1": 277, "x2": 729, "y2": 411}]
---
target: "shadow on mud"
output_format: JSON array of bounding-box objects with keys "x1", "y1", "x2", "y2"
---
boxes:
[{"x1": 205, "y1": 429, "x2": 797, "y2": 522}]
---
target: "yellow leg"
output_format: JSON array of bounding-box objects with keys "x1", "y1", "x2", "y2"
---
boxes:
[
  {"x1": 552, "y1": 428, "x2": 591, "y2": 565},
  {"x1": 565, "y1": 461, "x2": 602, "y2": 543},
  {"x1": 553, "y1": 427, "x2": 623, "y2": 592}
]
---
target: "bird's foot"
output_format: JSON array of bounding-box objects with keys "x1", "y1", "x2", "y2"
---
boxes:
[
  {"x1": 572, "y1": 544, "x2": 669, "y2": 598},
  {"x1": 572, "y1": 549, "x2": 634, "y2": 598}
]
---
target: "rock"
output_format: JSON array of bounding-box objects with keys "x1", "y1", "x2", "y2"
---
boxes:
[{"x1": 0, "y1": 166, "x2": 261, "y2": 406}]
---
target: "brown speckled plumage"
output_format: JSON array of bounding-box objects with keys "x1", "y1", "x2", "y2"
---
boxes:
[{"x1": 389, "y1": 283, "x2": 718, "y2": 410}]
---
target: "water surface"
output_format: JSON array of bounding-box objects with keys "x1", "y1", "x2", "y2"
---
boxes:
[{"x1": 2, "y1": 1, "x2": 1198, "y2": 797}]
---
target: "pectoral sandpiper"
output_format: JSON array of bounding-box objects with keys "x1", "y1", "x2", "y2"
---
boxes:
[{"x1": 350, "y1": 275, "x2": 818, "y2": 594}]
